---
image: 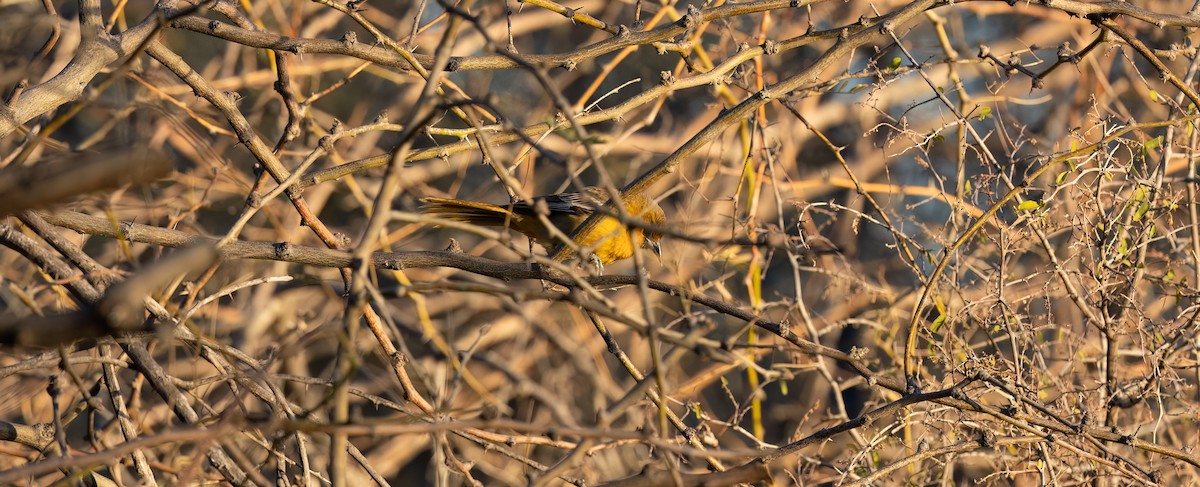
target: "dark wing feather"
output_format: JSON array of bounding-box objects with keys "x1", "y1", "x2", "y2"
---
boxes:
[{"x1": 512, "y1": 191, "x2": 597, "y2": 215}]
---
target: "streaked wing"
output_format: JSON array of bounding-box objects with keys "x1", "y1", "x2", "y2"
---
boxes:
[{"x1": 513, "y1": 192, "x2": 595, "y2": 215}]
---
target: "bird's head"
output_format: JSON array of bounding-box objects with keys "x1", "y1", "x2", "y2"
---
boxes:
[{"x1": 638, "y1": 199, "x2": 666, "y2": 259}]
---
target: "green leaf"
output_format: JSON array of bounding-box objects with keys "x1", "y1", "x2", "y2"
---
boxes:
[
  {"x1": 1149, "y1": 90, "x2": 1159, "y2": 102},
  {"x1": 930, "y1": 295, "x2": 947, "y2": 333},
  {"x1": 1017, "y1": 200, "x2": 1042, "y2": 211},
  {"x1": 1056, "y1": 171, "x2": 1070, "y2": 186},
  {"x1": 930, "y1": 312, "x2": 947, "y2": 333},
  {"x1": 1144, "y1": 136, "x2": 1163, "y2": 153},
  {"x1": 921, "y1": 132, "x2": 945, "y2": 151},
  {"x1": 887, "y1": 56, "x2": 902, "y2": 70},
  {"x1": 1133, "y1": 201, "x2": 1150, "y2": 221},
  {"x1": 1132, "y1": 187, "x2": 1150, "y2": 221},
  {"x1": 978, "y1": 106, "x2": 992, "y2": 120}
]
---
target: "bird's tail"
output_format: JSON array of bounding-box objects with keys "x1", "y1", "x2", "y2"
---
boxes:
[{"x1": 420, "y1": 197, "x2": 521, "y2": 228}]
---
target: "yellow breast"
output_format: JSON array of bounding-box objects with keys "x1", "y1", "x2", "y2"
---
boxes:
[{"x1": 574, "y1": 216, "x2": 641, "y2": 264}]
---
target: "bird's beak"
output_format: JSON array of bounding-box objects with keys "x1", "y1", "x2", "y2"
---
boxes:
[{"x1": 645, "y1": 239, "x2": 662, "y2": 260}]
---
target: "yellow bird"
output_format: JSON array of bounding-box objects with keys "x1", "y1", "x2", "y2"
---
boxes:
[{"x1": 421, "y1": 186, "x2": 664, "y2": 272}]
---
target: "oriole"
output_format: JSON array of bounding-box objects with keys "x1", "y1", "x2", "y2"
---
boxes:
[{"x1": 421, "y1": 186, "x2": 664, "y2": 271}]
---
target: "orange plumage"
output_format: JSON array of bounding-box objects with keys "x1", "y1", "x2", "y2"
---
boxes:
[{"x1": 421, "y1": 187, "x2": 664, "y2": 271}]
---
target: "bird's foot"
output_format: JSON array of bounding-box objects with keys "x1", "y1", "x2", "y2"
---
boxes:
[{"x1": 589, "y1": 254, "x2": 605, "y2": 275}]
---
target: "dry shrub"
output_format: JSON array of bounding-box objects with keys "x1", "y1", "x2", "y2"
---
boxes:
[{"x1": 1, "y1": 0, "x2": 1199, "y2": 485}]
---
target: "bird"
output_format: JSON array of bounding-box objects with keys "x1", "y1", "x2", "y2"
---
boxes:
[{"x1": 421, "y1": 186, "x2": 664, "y2": 272}]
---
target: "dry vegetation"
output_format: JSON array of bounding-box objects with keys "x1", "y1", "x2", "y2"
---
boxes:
[{"x1": 2, "y1": 0, "x2": 1200, "y2": 485}]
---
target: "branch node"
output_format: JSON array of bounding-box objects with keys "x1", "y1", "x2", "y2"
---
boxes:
[
  {"x1": 683, "y1": 4, "x2": 701, "y2": 29},
  {"x1": 659, "y1": 70, "x2": 676, "y2": 85},
  {"x1": 246, "y1": 192, "x2": 263, "y2": 209},
  {"x1": 763, "y1": 39, "x2": 780, "y2": 55},
  {"x1": 1057, "y1": 42, "x2": 1077, "y2": 63},
  {"x1": 978, "y1": 430, "x2": 997, "y2": 448},
  {"x1": 273, "y1": 242, "x2": 292, "y2": 260},
  {"x1": 119, "y1": 221, "x2": 135, "y2": 241}
]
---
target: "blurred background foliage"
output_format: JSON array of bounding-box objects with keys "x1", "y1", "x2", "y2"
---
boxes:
[{"x1": 2, "y1": 0, "x2": 1200, "y2": 485}]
